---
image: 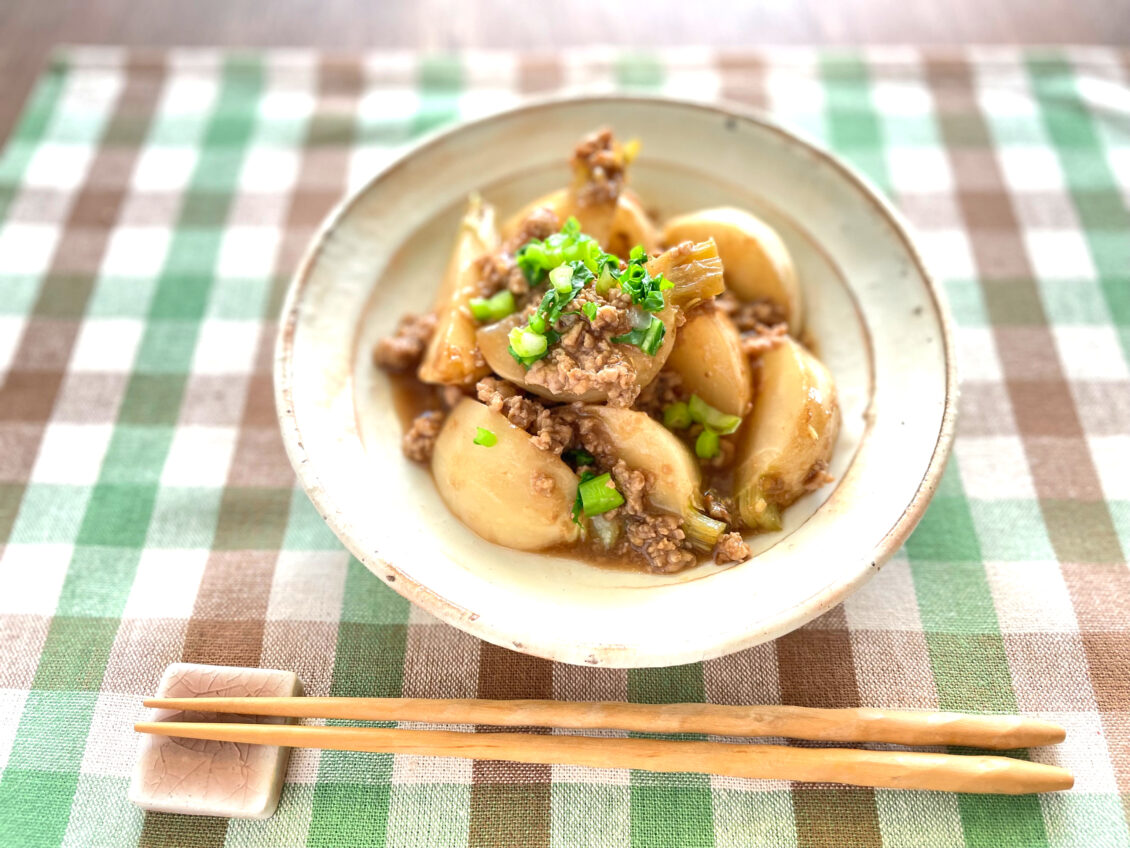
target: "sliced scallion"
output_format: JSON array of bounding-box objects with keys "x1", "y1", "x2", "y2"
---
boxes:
[
  {"x1": 663, "y1": 401, "x2": 692, "y2": 430},
  {"x1": 468, "y1": 289, "x2": 516, "y2": 323},
  {"x1": 508, "y1": 326, "x2": 547, "y2": 359},
  {"x1": 549, "y1": 264, "x2": 575, "y2": 294},
  {"x1": 577, "y1": 472, "x2": 624, "y2": 517},
  {"x1": 472, "y1": 427, "x2": 497, "y2": 447},
  {"x1": 611, "y1": 315, "x2": 665, "y2": 356},
  {"x1": 562, "y1": 448, "x2": 596, "y2": 468},
  {"x1": 641, "y1": 315, "x2": 665, "y2": 355},
  {"x1": 595, "y1": 266, "x2": 616, "y2": 296},
  {"x1": 695, "y1": 426, "x2": 721, "y2": 460},
  {"x1": 688, "y1": 394, "x2": 742, "y2": 435}
]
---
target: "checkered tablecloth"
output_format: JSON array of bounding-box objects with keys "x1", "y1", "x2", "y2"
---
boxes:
[{"x1": 0, "y1": 45, "x2": 1127, "y2": 848}]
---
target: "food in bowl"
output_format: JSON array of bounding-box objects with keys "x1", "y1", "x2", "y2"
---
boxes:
[{"x1": 374, "y1": 129, "x2": 840, "y2": 573}]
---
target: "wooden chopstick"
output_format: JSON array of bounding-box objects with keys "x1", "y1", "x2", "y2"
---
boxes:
[
  {"x1": 134, "y1": 721, "x2": 1073, "y2": 795},
  {"x1": 141, "y1": 697, "x2": 1066, "y2": 750}
]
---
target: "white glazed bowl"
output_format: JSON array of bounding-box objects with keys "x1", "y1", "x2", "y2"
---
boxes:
[{"x1": 275, "y1": 96, "x2": 957, "y2": 668}]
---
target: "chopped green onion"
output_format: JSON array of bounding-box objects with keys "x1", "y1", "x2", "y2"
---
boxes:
[
  {"x1": 581, "y1": 302, "x2": 598, "y2": 322},
  {"x1": 468, "y1": 289, "x2": 515, "y2": 323},
  {"x1": 563, "y1": 448, "x2": 595, "y2": 468},
  {"x1": 611, "y1": 315, "x2": 665, "y2": 356},
  {"x1": 695, "y1": 427, "x2": 721, "y2": 460},
  {"x1": 516, "y1": 217, "x2": 621, "y2": 286},
  {"x1": 663, "y1": 401, "x2": 692, "y2": 430},
  {"x1": 528, "y1": 313, "x2": 547, "y2": 334},
  {"x1": 508, "y1": 325, "x2": 547, "y2": 359},
  {"x1": 571, "y1": 470, "x2": 595, "y2": 524},
  {"x1": 688, "y1": 394, "x2": 742, "y2": 435},
  {"x1": 577, "y1": 472, "x2": 625, "y2": 517},
  {"x1": 549, "y1": 264, "x2": 574, "y2": 294},
  {"x1": 472, "y1": 427, "x2": 497, "y2": 447},
  {"x1": 595, "y1": 266, "x2": 616, "y2": 296},
  {"x1": 617, "y1": 247, "x2": 669, "y2": 313},
  {"x1": 579, "y1": 238, "x2": 605, "y2": 272},
  {"x1": 641, "y1": 316, "x2": 665, "y2": 355},
  {"x1": 516, "y1": 241, "x2": 548, "y2": 273}
]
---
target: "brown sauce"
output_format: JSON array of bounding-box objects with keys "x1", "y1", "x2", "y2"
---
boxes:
[{"x1": 390, "y1": 372, "x2": 444, "y2": 430}]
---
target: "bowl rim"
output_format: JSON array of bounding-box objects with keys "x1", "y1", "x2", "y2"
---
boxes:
[{"x1": 274, "y1": 92, "x2": 960, "y2": 666}]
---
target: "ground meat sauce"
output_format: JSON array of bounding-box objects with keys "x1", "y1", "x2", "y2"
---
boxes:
[
  {"x1": 373, "y1": 312, "x2": 436, "y2": 371},
  {"x1": 477, "y1": 208, "x2": 561, "y2": 299},
  {"x1": 476, "y1": 252, "x2": 528, "y2": 298},
  {"x1": 524, "y1": 289, "x2": 642, "y2": 408},
  {"x1": 475, "y1": 376, "x2": 575, "y2": 455},
  {"x1": 402, "y1": 410, "x2": 444, "y2": 462},
  {"x1": 531, "y1": 470, "x2": 557, "y2": 497},
  {"x1": 713, "y1": 292, "x2": 790, "y2": 357},
  {"x1": 714, "y1": 531, "x2": 752, "y2": 564},
  {"x1": 703, "y1": 490, "x2": 735, "y2": 525},
  {"x1": 716, "y1": 291, "x2": 787, "y2": 331},
  {"x1": 571, "y1": 129, "x2": 625, "y2": 208},
  {"x1": 372, "y1": 131, "x2": 838, "y2": 574},
  {"x1": 505, "y1": 205, "x2": 559, "y2": 252}
]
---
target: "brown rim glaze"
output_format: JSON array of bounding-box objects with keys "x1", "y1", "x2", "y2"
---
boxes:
[{"x1": 274, "y1": 94, "x2": 959, "y2": 666}]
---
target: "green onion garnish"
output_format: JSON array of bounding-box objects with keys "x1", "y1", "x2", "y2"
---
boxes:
[
  {"x1": 688, "y1": 394, "x2": 742, "y2": 435},
  {"x1": 663, "y1": 401, "x2": 692, "y2": 430},
  {"x1": 563, "y1": 448, "x2": 595, "y2": 468},
  {"x1": 695, "y1": 427, "x2": 721, "y2": 459},
  {"x1": 612, "y1": 315, "x2": 665, "y2": 356},
  {"x1": 509, "y1": 218, "x2": 674, "y2": 367},
  {"x1": 468, "y1": 289, "x2": 516, "y2": 323},
  {"x1": 506, "y1": 259, "x2": 589, "y2": 369},
  {"x1": 641, "y1": 316, "x2": 665, "y2": 355},
  {"x1": 516, "y1": 216, "x2": 619, "y2": 284},
  {"x1": 595, "y1": 266, "x2": 616, "y2": 296},
  {"x1": 508, "y1": 326, "x2": 548, "y2": 364},
  {"x1": 617, "y1": 246, "x2": 671, "y2": 313},
  {"x1": 576, "y1": 472, "x2": 624, "y2": 518},
  {"x1": 549, "y1": 264, "x2": 575, "y2": 294},
  {"x1": 472, "y1": 427, "x2": 497, "y2": 447}
]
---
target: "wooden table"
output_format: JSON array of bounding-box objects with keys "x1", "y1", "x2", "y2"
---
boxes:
[{"x1": 1, "y1": 0, "x2": 1127, "y2": 145}]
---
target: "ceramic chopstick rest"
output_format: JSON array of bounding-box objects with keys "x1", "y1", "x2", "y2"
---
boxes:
[{"x1": 129, "y1": 663, "x2": 302, "y2": 819}]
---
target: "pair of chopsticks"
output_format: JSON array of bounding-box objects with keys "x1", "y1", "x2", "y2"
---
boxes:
[{"x1": 136, "y1": 697, "x2": 1073, "y2": 794}]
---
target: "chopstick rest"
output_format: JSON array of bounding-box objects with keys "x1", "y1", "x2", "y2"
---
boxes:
[{"x1": 128, "y1": 663, "x2": 302, "y2": 820}]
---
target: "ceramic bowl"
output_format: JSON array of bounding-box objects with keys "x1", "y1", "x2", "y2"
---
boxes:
[{"x1": 275, "y1": 96, "x2": 957, "y2": 668}]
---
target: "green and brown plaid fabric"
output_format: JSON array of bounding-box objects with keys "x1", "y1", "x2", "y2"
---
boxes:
[{"x1": 0, "y1": 46, "x2": 1128, "y2": 848}]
